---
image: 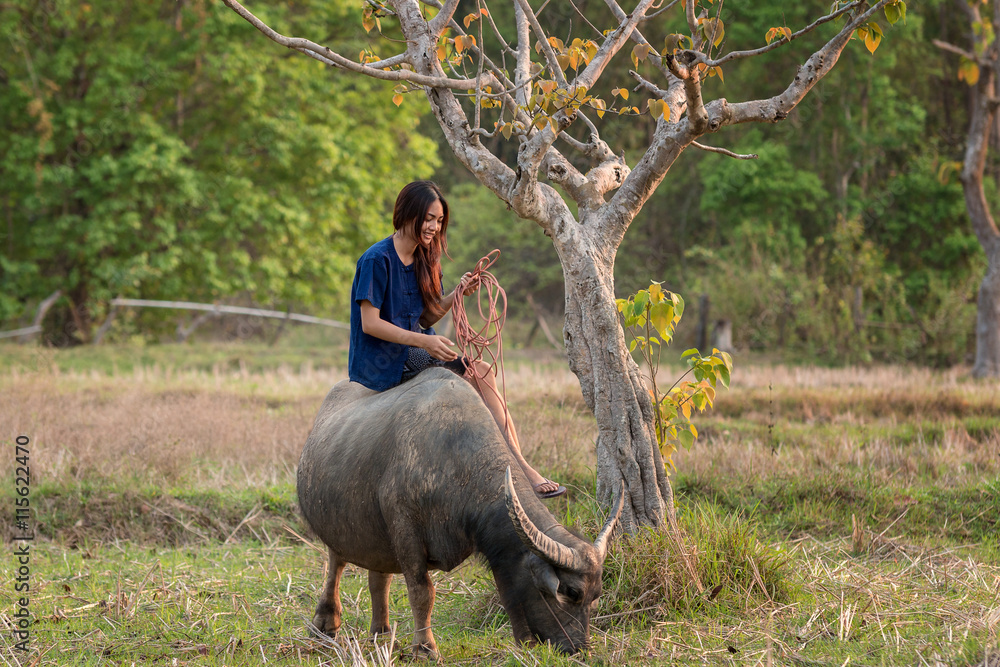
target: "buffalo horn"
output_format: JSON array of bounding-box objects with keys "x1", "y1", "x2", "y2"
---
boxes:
[
  {"x1": 505, "y1": 468, "x2": 589, "y2": 573},
  {"x1": 592, "y1": 488, "x2": 624, "y2": 562}
]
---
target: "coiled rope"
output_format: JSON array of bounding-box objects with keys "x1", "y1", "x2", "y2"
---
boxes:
[{"x1": 452, "y1": 249, "x2": 510, "y2": 429}]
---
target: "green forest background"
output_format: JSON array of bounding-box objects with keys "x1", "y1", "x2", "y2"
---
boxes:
[{"x1": 0, "y1": 0, "x2": 988, "y2": 366}]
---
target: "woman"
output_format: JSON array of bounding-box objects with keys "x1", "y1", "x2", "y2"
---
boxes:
[{"x1": 348, "y1": 181, "x2": 565, "y2": 498}]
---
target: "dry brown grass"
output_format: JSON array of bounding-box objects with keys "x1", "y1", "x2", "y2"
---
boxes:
[
  {"x1": 0, "y1": 360, "x2": 597, "y2": 489},
  {"x1": 2, "y1": 365, "x2": 341, "y2": 487},
  {"x1": 664, "y1": 363, "x2": 1000, "y2": 492},
  {"x1": 5, "y1": 359, "x2": 998, "y2": 495}
]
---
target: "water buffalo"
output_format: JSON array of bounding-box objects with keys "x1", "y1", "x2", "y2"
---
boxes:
[{"x1": 297, "y1": 368, "x2": 622, "y2": 657}]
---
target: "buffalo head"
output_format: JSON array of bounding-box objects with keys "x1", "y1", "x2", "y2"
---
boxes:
[{"x1": 503, "y1": 468, "x2": 623, "y2": 654}]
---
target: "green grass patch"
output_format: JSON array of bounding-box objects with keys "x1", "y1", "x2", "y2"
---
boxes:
[
  {"x1": 0, "y1": 340, "x2": 349, "y2": 376},
  {"x1": 5, "y1": 480, "x2": 301, "y2": 547}
]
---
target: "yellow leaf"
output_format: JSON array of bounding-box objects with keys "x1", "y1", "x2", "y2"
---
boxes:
[
  {"x1": 864, "y1": 29, "x2": 880, "y2": 54},
  {"x1": 463, "y1": 12, "x2": 478, "y2": 29},
  {"x1": 501, "y1": 123, "x2": 513, "y2": 139},
  {"x1": 538, "y1": 79, "x2": 557, "y2": 94},
  {"x1": 959, "y1": 59, "x2": 980, "y2": 85},
  {"x1": 533, "y1": 115, "x2": 548, "y2": 130},
  {"x1": 590, "y1": 98, "x2": 607, "y2": 119},
  {"x1": 436, "y1": 43, "x2": 447, "y2": 61},
  {"x1": 648, "y1": 283, "x2": 665, "y2": 303},
  {"x1": 392, "y1": 94, "x2": 403, "y2": 106}
]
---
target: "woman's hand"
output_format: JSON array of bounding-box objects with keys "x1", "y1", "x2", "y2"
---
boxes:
[
  {"x1": 458, "y1": 272, "x2": 480, "y2": 297},
  {"x1": 422, "y1": 334, "x2": 458, "y2": 361}
]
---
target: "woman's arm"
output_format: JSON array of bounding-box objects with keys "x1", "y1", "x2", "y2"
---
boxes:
[{"x1": 360, "y1": 300, "x2": 457, "y2": 361}]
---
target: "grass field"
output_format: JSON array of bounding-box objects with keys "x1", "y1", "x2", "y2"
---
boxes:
[{"x1": 1, "y1": 341, "x2": 999, "y2": 666}]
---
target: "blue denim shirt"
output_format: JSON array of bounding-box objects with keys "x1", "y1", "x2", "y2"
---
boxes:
[{"x1": 348, "y1": 236, "x2": 427, "y2": 391}]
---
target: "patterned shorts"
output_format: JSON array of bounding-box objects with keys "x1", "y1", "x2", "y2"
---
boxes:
[{"x1": 400, "y1": 346, "x2": 467, "y2": 382}]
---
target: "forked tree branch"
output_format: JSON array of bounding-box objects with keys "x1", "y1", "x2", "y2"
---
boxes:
[
  {"x1": 602, "y1": 0, "x2": 893, "y2": 246},
  {"x1": 721, "y1": 0, "x2": 892, "y2": 127},
  {"x1": 603, "y1": 0, "x2": 686, "y2": 115},
  {"x1": 427, "y1": 0, "x2": 462, "y2": 36},
  {"x1": 572, "y1": 0, "x2": 658, "y2": 92}
]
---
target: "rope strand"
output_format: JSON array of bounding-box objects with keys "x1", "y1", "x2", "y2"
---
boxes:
[{"x1": 452, "y1": 250, "x2": 510, "y2": 433}]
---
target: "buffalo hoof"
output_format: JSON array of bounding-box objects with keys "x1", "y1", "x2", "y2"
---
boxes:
[
  {"x1": 309, "y1": 605, "x2": 340, "y2": 639},
  {"x1": 410, "y1": 641, "x2": 440, "y2": 662}
]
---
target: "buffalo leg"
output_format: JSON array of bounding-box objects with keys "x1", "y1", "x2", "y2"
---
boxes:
[
  {"x1": 311, "y1": 549, "x2": 346, "y2": 637},
  {"x1": 401, "y1": 567, "x2": 438, "y2": 658},
  {"x1": 368, "y1": 571, "x2": 393, "y2": 635}
]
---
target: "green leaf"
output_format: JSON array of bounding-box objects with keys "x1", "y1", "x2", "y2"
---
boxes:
[
  {"x1": 681, "y1": 348, "x2": 700, "y2": 358},
  {"x1": 884, "y1": 2, "x2": 901, "y2": 25},
  {"x1": 677, "y1": 429, "x2": 695, "y2": 450},
  {"x1": 631, "y1": 291, "x2": 649, "y2": 318},
  {"x1": 629, "y1": 339, "x2": 637, "y2": 352},
  {"x1": 719, "y1": 365, "x2": 731, "y2": 388}
]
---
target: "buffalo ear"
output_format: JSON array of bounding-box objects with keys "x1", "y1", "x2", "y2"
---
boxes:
[{"x1": 528, "y1": 557, "x2": 562, "y2": 601}]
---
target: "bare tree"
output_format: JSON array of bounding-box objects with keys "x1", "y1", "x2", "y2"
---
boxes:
[
  {"x1": 224, "y1": 0, "x2": 897, "y2": 530},
  {"x1": 934, "y1": 2, "x2": 1000, "y2": 379}
]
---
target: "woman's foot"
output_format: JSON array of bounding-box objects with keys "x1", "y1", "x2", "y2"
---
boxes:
[{"x1": 533, "y1": 478, "x2": 566, "y2": 499}]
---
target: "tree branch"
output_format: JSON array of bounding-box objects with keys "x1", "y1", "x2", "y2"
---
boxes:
[
  {"x1": 664, "y1": 50, "x2": 708, "y2": 133},
  {"x1": 222, "y1": 0, "x2": 487, "y2": 90},
  {"x1": 640, "y1": 0, "x2": 681, "y2": 23},
  {"x1": 692, "y1": 141, "x2": 757, "y2": 160},
  {"x1": 629, "y1": 69, "x2": 668, "y2": 98},
  {"x1": 514, "y1": 0, "x2": 569, "y2": 88},
  {"x1": 932, "y1": 38, "x2": 977, "y2": 63},
  {"x1": 573, "y1": 0, "x2": 657, "y2": 92},
  {"x1": 513, "y1": 0, "x2": 534, "y2": 107},
  {"x1": 602, "y1": 0, "x2": 685, "y2": 114},
  {"x1": 721, "y1": 0, "x2": 893, "y2": 127},
  {"x1": 685, "y1": 0, "x2": 703, "y2": 51},
  {"x1": 706, "y1": 0, "x2": 865, "y2": 67},
  {"x1": 427, "y1": 0, "x2": 462, "y2": 36}
]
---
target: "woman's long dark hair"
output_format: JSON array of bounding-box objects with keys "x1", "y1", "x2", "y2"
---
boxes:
[{"x1": 393, "y1": 181, "x2": 449, "y2": 322}]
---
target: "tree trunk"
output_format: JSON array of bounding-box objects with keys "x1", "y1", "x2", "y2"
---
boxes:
[
  {"x1": 558, "y1": 227, "x2": 674, "y2": 532},
  {"x1": 959, "y1": 47, "x2": 1000, "y2": 379},
  {"x1": 973, "y1": 257, "x2": 1000, "y2": 378}
]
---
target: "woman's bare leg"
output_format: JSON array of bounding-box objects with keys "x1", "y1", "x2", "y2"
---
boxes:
[{"x1": 466, "y1": 360, "x2": 560, "y2": 495}]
